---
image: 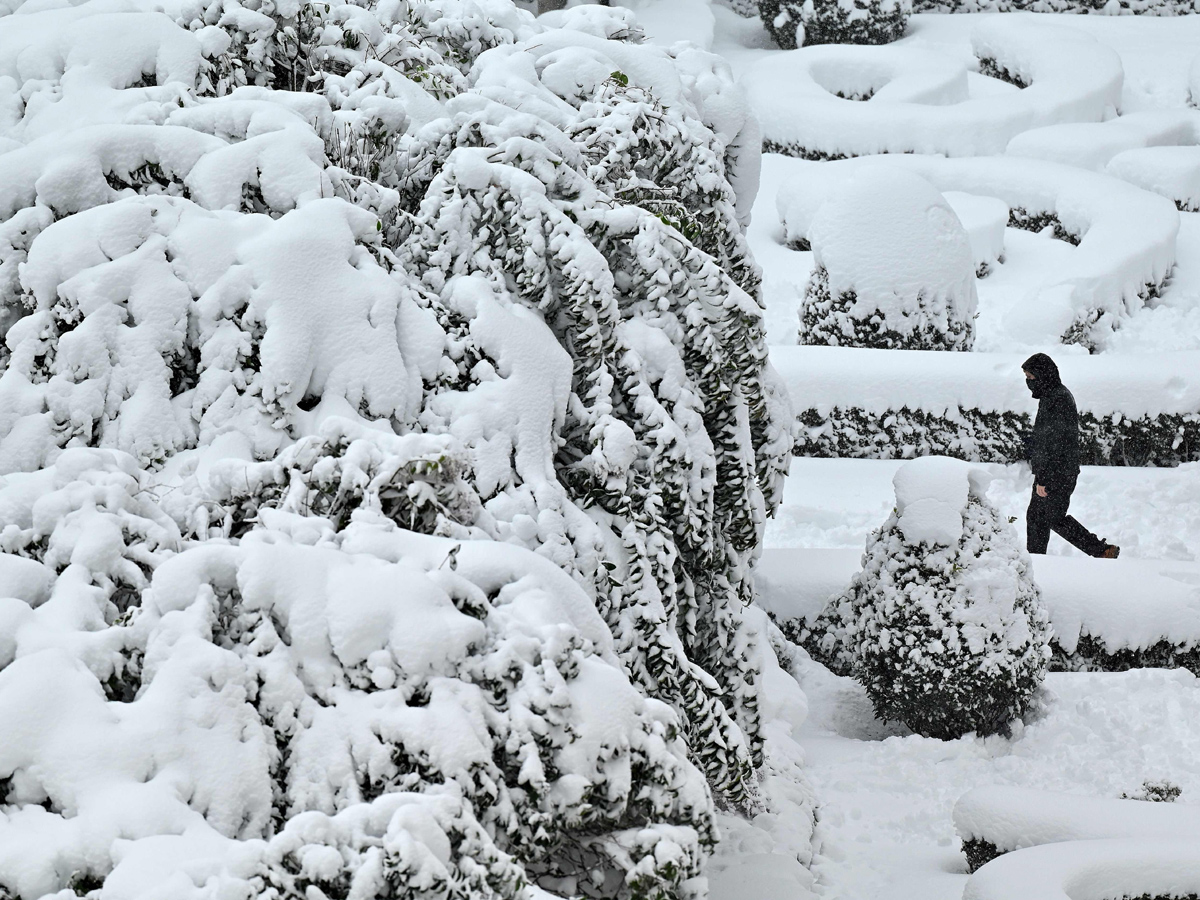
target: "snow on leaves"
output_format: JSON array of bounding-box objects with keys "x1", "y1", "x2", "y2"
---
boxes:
[{"x1": 0, "y1": 0, "x2": 789, "y2": 897}]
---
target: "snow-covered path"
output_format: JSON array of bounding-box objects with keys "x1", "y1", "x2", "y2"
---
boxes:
[
  {"x1": 768, "y1": 457, "x2": 1200, "y2": 561},
  {"x1": 763, "y1": 456, "x2": 1200, "y2": 899},
  {"x1": 795, "y1": 662, "x2": 1200, "y2": 900}
]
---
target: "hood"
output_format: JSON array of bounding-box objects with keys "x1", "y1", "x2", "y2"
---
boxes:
[{"x1": 1022, "y1": 353, "x2": 1061, "y2": 400}]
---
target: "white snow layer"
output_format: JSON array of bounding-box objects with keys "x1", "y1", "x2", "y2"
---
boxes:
[
  {"x1": 954, "y1": 785, "x2": 1200, "y2": 850},
  {"x1": 891, "y1": 456, "x2": 991, "y2": 547},
  {"x1": 775, "y1": 154, "x2": 1179, "y2": 346},
  {"x1": 1107, "y1": 145, "x2": 1200, "y2": 212},
  {"x1": 1004, "y1": 109, "x2": 1200, "y2": 172},
  {"x1": 758, "y1": 548, "x2": 1200, "y2": 653},
  {"x1": 943, "y1": 191, "x2": 1008, "y2": 274},
  {"x1": 963, "y1": 838, "x2": 1200, "y2": 900},
  {"x1": 743, "y1": 18, "x2": 1122, "y2": 159},
  {"x1": 770, "y1": 346, "x2": 1200, "y2": 418},
  {"x1": 807, "y1": 166, "x2": 977, "y2": 333}
]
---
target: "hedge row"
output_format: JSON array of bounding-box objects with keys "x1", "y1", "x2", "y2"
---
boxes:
[
  {"x1": 914, "y1": 0, "x2": 1197, "y2": 14},
  {"x1": 794, "y1": 406, "x2": 1200, "y2": 467}
]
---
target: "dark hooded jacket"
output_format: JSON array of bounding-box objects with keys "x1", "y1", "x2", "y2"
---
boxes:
[{"x1": 1023, "y1": 353, "x2": 1080, "y2": 487}]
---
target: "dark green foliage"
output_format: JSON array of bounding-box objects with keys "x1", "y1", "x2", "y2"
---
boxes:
[
  {"x1": 801, "y1": 265, "x2": 975, "y2": 351},
  {"x1": 793, "y1": 405, "x2": 1200, "y2": 468},
  {"x1": 759, "y1": 0, "x2": 909, "y2": 50}
]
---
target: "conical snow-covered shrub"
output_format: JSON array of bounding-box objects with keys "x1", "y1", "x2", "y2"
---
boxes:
[
  {"x1": 800, "y1": 167, "x2": 977, "y2": 350},
  {"x1": 759, "y1": 0, "x2": 910, "y2": 51},
  {"x1": 838, "y1": 457, "x2": 1050, "y2": 739}
]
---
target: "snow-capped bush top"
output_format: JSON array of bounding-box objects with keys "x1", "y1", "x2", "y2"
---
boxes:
[
  {"x1": 892, "y1": 456, "x2": 991, "y2": 547},
  {"x1": 808, "y1": 166, "x2": 976, "y2": 326},
  {"x1": 778, "y1": 153, "x2": 1179, "y2": 350},
  {"x1": 1190, "y1": 51, "x2": 1200, "y2": 107},
  {"x1": 954, "y1": 786, "x2": 1200, "y2": 854}
]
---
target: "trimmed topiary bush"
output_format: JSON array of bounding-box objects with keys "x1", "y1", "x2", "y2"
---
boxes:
[
  {"x1": 800, "y1": 167, "x2": 976, "y2": 351},
  {"x1": 759, "y1": 0, "x2": 910, "y2": 51},
  {"x1": 837, "y1": 457, "x2": 1051, "y2": 739}
]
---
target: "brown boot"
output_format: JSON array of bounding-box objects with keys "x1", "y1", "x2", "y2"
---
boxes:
[{"x1": 1100, "y1": 544, "x2": 1120, "y2": 559}]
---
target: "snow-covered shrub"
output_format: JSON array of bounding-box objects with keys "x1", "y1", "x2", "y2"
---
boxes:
[
  {"x1": 758, "y1": 0, "x2": 910, "y2": 51},
  {"x1": 800, "y1": 167, "x2": 977, "y2": 351},
  {"x1": 0, "y1": 518, "x2": 717, "y2": 899},
  {"x1": 836, "y1": 458, "x2": 1050, "y2": 739},
  {"x1": 0, "y1": 4, "x2": 793, "y2": 891}
]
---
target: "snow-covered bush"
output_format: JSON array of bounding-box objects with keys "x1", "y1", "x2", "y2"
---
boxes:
[
  {"x1": 800, "y1": 167, "x2": 977, "y2": 351},
  {"x1": 758, "y1": 0, "x2": 910, "y2": 51},
  {"x1": 834, "y1": 458, "x2": 1051, "y2": 739},
  {"x1": 954, "y1": 785, "x2": 1200, "y2": 873},
  {"x1": 776, "y1": 152, "x2": 1178, "y2": 350},
  {"x1": 0, "y1": 518, "x2": 718, "y2": 899},
  {"x1": 0, "y1": 0, "x2": 794, "y2": 893}
]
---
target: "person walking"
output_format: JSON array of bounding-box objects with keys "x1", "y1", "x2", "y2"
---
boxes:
[{"x1": 1022, "y1": 353, "x2": 1120, "y2": 559}]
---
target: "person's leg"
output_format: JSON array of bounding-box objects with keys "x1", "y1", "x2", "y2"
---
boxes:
[
  {"x1": 1045, "y1": 477, "x2": 1109, "y2": 557},
  {"x1": 1026, "y1": 487, "x2": 1051, "y2": 554},
  {"x1": 1052, "y1": 516, "x2": 1108, "y2": 557}
]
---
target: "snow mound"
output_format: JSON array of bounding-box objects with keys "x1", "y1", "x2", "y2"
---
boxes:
[
  {"x1": 944, "y1": 191, "x2": 1008, "y2": 276},
  {"x1": 1107, "y1": 145, "x2": 1200, "y2": 212},
  {"x1": 1005, "y1": 109, "x2": 1200, "y2": 172},
  {"x1": 963, "y1": 838, "x2": 1200, "y2": 900},
  {"x1": 744, "y1": 18, "x2": 1122, "y2": 159},
  {"x1": 802, "y1": 166, "x2": 977, "y2": 350},
  {"x1": 892, "y1": 456, "x2": 990, "y2": 546},
  {"x1": 954, "y1": 785, "x2": 1200, "y2": 854},
  {"x1": 777, "y1": 154, "x2": 1179, "y2": 349}
]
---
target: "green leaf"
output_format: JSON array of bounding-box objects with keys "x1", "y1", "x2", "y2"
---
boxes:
[{"x1": 610, "y1": 70, "x2": 629, "y2": 86}]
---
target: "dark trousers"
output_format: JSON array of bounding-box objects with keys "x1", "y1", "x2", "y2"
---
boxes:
[{"x1": 1026, "y1": 475, "x2": 1106, "y2": 556}]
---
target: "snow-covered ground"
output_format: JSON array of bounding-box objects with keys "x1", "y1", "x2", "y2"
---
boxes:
[{"x1": 768, "y1": 457, "x2": 1200, "y2": 560}]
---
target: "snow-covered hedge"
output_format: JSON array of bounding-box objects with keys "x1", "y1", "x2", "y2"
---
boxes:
[
  {"x1": 1004, "y1": 109, "x2": 1200, "y2": 172},
  {"x1": 800, "y1": 167, "x2": 976, "y2": 350},
  {"x1": 1108, "y1": 146, "x2": 1200, "y2": 213},
  {"x1": 954, "y1": 785, "x2": 1200, "y2": 872},
  {"x1": 773, "y1": 346, "x2": 1200, "y2": 468},
  {"x1": 916, "y1": 0, "x2": 1199, "y2": 13},
  {"x1": 1004, "y1": 111, "x2": 1200, "y2": 210},
  {"x1": 759, "y1": 547, "x2": 1200, "y2": 684},
  {"x1": 758, "y1": 0, "x2": 910, "y2": 52},
  {"x1": 814, "y1": 458, "x2": 1050, "y2": 739},
  {"x1": 777, "y1": 154, "x2": 1178, "y2": 350},
  {"x1": 964, "y1": 838, "x2": 1200, "y2": 900},
  {"x1": 0, "y1": 0, "x2": 796, "y2": 894},
  {"x1": 744, "y1": 20, "x2": 1123, "y2": 160},
  {"x1": 944, "y1": 192, "x2": 1008, "y2": 278}
]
